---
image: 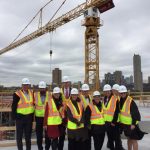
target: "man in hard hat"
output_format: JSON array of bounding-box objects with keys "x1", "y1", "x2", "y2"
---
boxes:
[
  {"x1": 11, "y1": 78, "x2": 34, "y2": 150},
  {"x1": 44, "y1": 87, "x2": 64, "y2": 150},
  {"x1": 66, "y1": 88, "x2": 88, "y2": 150},
  {"x1": 102, "y1": 84, "x2": 121, "y2": 150},
  {"x1": 85, "y1": 91, "x2": 105, "y2": 150},
  {"x1": 61, "y1": 76, "x2": 72, "y2": 104},
  {"x1": 80, "y1": 83, "x2": 92, "y2": 150},
  {"x1": 80, "y1": 83, "x2": 92, "y2": 109},
  {"x1": 60, "y1": 76, "x2": 72, "y2": 150},
  {"x1": 34, "y1": 81, "x2": 50, "y2": 150}
]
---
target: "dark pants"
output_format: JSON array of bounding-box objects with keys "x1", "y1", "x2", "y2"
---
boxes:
[
  {"x1": 58, "y1": 134, "x2": 65, "y2": 150},
  {"x1": 93, "y1": 133, "x2": 105, "y2": 150},
  {"x1": 106, "y1": 123, "x2": 124, "y2": 150},
  {"x1": 45, "y1": 135, "x2": 58, "y2": 150},
  {"x1": 16, "y1": 115, "x2": 33, "y2": 150},
  {"x1": 36, "y1": 117, "x2": 51, "y2": 150},
  {"x1": 84, "y1": 130, "x2": 91, "y2": 150},
  {"x1": 68, "y1": 138, "x2": 85, "y2": 150}
]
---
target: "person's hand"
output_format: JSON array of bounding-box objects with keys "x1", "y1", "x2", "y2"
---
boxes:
[
  {"x1": 76, "y1": 121, "x2": 80, "y2": 126},
  {"x1": 111, "y1": 123, "x2": 115, "y2": 126},
  {"x1": 131, "y1": 125, "x2": 135, "y2": 130},
  {"x1": 43, "y1": 126, "x2": 47, "y2": 131}
]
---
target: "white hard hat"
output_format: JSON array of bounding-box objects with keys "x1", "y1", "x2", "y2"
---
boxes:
[
  {"x1": 93, "y1": 91, "x2": 101, "y2": 97},
  {"x1": 38, "y1": 81, "x2": 46, "y2": 89},
  {"x1": 53, "y1": 87, "x2": 61, "y2": 94},
  {"x1": 22, "y1": 78, "x2": 30, "y2": 85},
  {"x1": 112, "y1": 84, "x2": 120, "y2": 91},
  {"x1": 71, "y1": 88, "x2": 78, "y2": 95},
  {"x1": 62, "y1": 76, "x2": 70, "y2": 82},
  {"x1": 119, "y1": 85, "x2": 127, "y2": 93},
  {"x1": 103, "y1": 84, "x2": 111, "y2": 91},
  {"x1": 81, "y1": 84, "x2": 90, "y2": 91}
]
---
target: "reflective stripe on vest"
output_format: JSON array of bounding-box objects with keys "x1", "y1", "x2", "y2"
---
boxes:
[
  {"x1": 16, "y1": 90, "x2": 34, "y2": 115},
  {"x1": 80, "y1": 94, "x2": 92, "y2": 109},
  {"x1": 34, "y1": 91, "x2": 49, "y2": 117},
  {"x1": 89, "y1": 103, "x2": 105, "y2": 125},
  {"x1": 119, "y1": 96, "x2": 134, "y2": 125},
  {"x1": 67, "y1": 100, "x2": 84, "y2": 130},
  {"x1": 102, "y1": 96, "x2": 117, "y2": 122},
  {"x1": 47, "y1": 98, "x2": 62, "y2": 125}
]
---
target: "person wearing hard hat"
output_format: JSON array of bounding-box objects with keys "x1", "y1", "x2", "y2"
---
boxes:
[
  {"x1": 85, "y1": 91, "x2": 105, "y2": 150},
  {"x1": 43, "y1": 87, "x2": 64, "y2": 150},
  {"x1": 80, "y1": 83, "x2": 92, "y2": 150},
  {"x1": 11, "y1": 78, "x2": 34, "y2": 150},
  {"x1": 61, "y1": 76, "x2": 72, "y2": 104},
  {"x1": 34, "y1": 81, "x2": 50, "y2": 150},
  {"x1": 60, "y1": 75, "x2": 72, "y2": 150},
  {"x1": 119, "y1": 85, "x2": 146, "y2": 150},
  {"x1": 80, "y1": 83, "x2": 92, "y2": 109},
  {"x1": 66, "y1": 88, "x2": 88, "y2": 150},
  {"x1": 111, "y1": 84, "x2": 125, "y2": 150},
  {"x1": 102, "y1": 84, "x2": 121, "y2": 150}
]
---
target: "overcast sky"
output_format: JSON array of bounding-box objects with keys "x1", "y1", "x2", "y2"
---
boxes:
[{"x1": 0, "y1": 0, "x2": 150, "y2": 87}]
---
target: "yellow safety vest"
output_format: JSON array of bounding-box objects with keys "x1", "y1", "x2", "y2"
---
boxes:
[
  {"x1": 119, "y1": 96, "x2": 138, "y2": 125},
  {"x1": 80, "y1": 94, "x2": 92, "y2": 109},
  {"x1": 102, "y1": 95, "x2": 118, "y2": 122},
  {"x1": 67, "y1": 100, "x2": 84, "y2": 130},
  {"x1": 34, "y1": 91, "x2": 49, "y2": 117},
  {"x1": 47, "y1": 98, "x2": 62, "y2": 125},
  {"x1": 16, "y1": 89, "x2": 34, "y2": 115},
  {"x1": 89, "y1": 103, "x2": 105, "y2": 125},
  {"x1": 60, "y1": 88, "x2": 70, "y2": 106}
]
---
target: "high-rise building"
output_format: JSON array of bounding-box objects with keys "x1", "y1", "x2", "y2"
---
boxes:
[
  {"x1": 113, "y1": 71, "x2": 123, "y2": 84},
  {"x1": 148, "y1": 76, "x2": 150, "y2": 84},
  {"x1": 104, "y1": 72, "x2": 115, "y2": 86},
  {"x1": 133, "y1": 54, "x2": 143, "y2": 91},
  {"x1": 52, "y1": 68, "x2": 62, "y2": 86}
]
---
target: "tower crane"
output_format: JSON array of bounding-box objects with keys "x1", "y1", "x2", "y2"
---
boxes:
[{"x1": 0, "y1": 0, "x2": 114, "y2": 90}]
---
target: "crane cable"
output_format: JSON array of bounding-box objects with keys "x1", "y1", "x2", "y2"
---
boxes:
[{"x1": 10, "y1": 0, "x2": 53, "y2": 45}]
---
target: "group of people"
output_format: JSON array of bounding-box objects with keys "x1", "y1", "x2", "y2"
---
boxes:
[{"x1": 11, "y1": 76, "x2": 146, "y2": 150}]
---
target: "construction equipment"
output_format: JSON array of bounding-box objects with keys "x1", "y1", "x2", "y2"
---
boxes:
[{"x1": 0, "y1": 0, "x2": 114, "y2": 90}]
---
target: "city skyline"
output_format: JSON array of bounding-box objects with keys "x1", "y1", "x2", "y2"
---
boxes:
[{"x1": 0, "y1": 0, "x2": 150, "y2": 86}]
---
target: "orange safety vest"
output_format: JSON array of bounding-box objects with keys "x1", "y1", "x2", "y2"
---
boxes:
[
  {"x1": 47, "y1": 98, "x2": 62, "y2": 125},
  {"x1": 102, "y1": 95, "x2": 118, "y2": 122},
  {"x1": 89, "y1": 103, "x2": 105, "y2": 125},
  {"x1": 15, "y1": 89, "x2": 34, "y2": 115},
  {"x1": 67, "y1": 100, "x2": 84, "y2": 129}
]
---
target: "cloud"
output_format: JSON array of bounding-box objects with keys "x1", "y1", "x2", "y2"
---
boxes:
[{"x1": 0, "y1": 0, "x2": 150, "y2": 86}]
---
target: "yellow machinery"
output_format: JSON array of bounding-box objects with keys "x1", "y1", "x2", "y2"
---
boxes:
[{"x1": 0, "y1": 0, "x2": 114, "y2": 90}]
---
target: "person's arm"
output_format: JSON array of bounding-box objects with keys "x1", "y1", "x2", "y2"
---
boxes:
[
  {"x1": 43, "y1": 102, "x2": 48, "y2": 127},
  {"x1": 66, "y1": 106, "x2": 80, "y2": 125},
  {"x1": 112, "y1": 100, "x2": 119, "y2": 124},
  {"x1": 130, "y1": 100, "x2": 141, "y2": 125},
  {"x1": 11, "y1": 93, "x2": 20, "y2": 120},
  {"x1": 84, "y1": 106, "x2": 91, "y2": 128}
]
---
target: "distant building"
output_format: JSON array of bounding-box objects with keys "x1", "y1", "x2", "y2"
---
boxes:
[
  {"x1": 125, "y1": 75, "x2": 133, "y2": 85},
  {"x1": 104, "y1": 72, "x2": 115, "y2": 86},
  {"x1": 113, "y1": 71, "x2": 123, "y2": 84},
  {"x1": 52, "y1": 68, "x2": 62, "y2": 86},
  {"x1": 133, "y1": 54, "x2": 143, "y2": 91},
  {"x1": 148, "y1": 76, "x2": 150, "y2": 84}
]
